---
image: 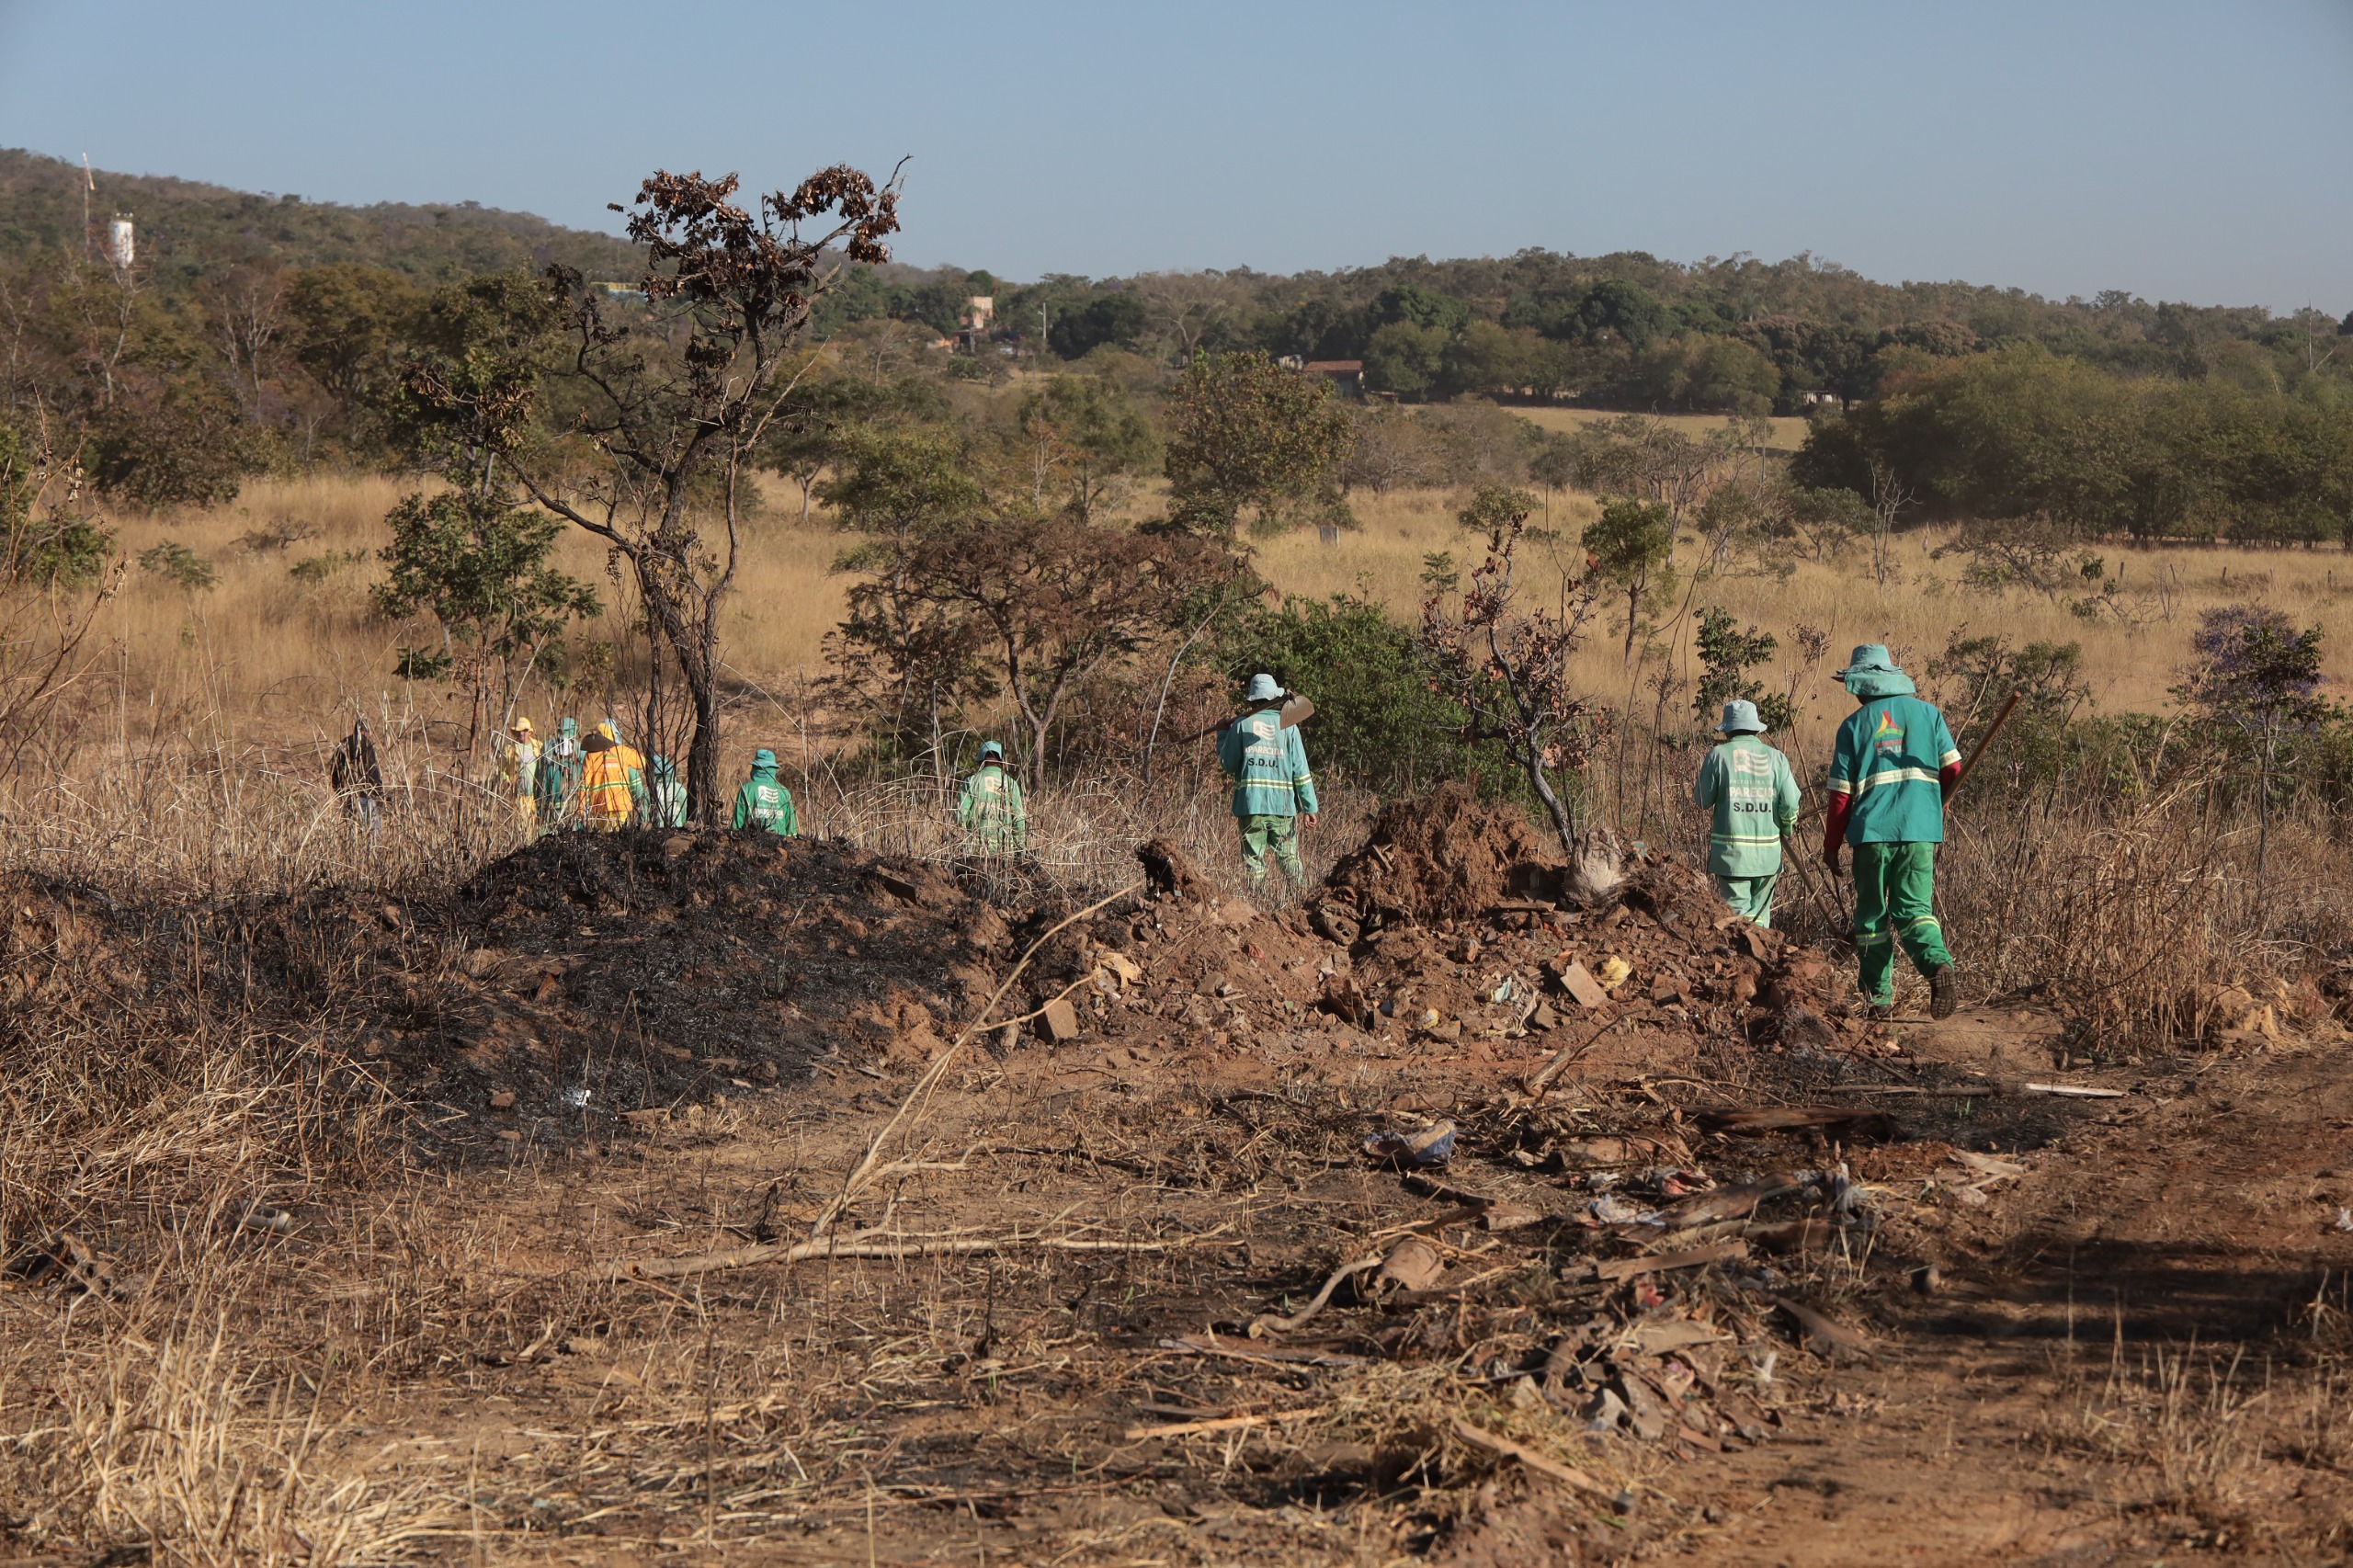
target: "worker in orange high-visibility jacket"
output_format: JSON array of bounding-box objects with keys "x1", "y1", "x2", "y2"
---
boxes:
[
  {"x1": 578, "y1": 731, "x2": 642, "y2": 831},
  {"x1": 597, "y1": 719, "x2": 648, "y2": 824}
]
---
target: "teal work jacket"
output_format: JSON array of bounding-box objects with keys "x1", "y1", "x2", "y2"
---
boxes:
[
  {"x1": 1217, "y1": 707, "x2": 1318, "y2": 819},
  {"x1": 956, "y1": 765, "x2": 1028, "y2": 850},
  {"x1": 1692, "y1": 733, "x2": 1801, "y2": 877},
  {"x1": 733, "y1": 770, "x2": 797, "y2": 835},
  {"x1": 1829, "y1": 676, "x2": 1959, "y2": 844}
]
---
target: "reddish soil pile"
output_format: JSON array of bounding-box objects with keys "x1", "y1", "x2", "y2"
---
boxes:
[
  {"x1": 983, "y1": 794, "x2": 1880, "y2": 1107},
  {"x1": 1, "y1": 832, "x2": 999, "y2": 1153},
  {"x1": 1315, "y1": 782, "x2": 1563, "y2": 935}
]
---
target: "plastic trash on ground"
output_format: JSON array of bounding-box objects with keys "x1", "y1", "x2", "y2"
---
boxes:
[{"x1": 1363, "y1": 1119, "x2": 1456, "y2": 1166}]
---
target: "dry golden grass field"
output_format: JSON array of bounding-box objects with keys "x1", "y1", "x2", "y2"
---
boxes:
[
  {"x1": 1511, "y1": 405, "x2": 1814, "y2": 455},
  {"x1": 98, "y1": 465, "x2": 2353, "y2": 779}
]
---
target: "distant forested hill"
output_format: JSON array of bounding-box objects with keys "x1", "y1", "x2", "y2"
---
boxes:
[
  {"x1": 5, "y1": 150, "x2": 2349, "y2": 547},
  {"x1": 0, "y1": 148, "x2": 643, "y2": 291}
]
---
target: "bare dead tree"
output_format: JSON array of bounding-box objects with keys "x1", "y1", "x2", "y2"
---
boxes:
[
  {"x1": 1865, "y1": 455, "x2": 1909, "y2": 594},
  {"x1": 1133, "y1": 272, "x2": 1234, "y2": 362},
  {"x1": 210, "y1": 263, "x2": 288, "y2": 411},
  {"x1": 0, "y1": 427, "x2": 125, "y2": 791},
  {"x1": 402, "y1": 165, "x2": 903, "y2": 822},
  {"x1": 1420, "y1": 491, "x2": 1608, "y2": 855}
]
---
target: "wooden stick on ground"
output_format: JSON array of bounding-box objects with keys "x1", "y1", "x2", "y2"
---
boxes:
[
  {"x1": 807, "y1": 879, "x2": 1145, "y2": 1243},
  {"x1": 1245, "y1": 1256, "x2": 1381, "y2": 1338},
  {"x1": 1593, "y1": 1239, "x2": 1748, "y2": 1282},
  {"x1": 619, "y1": 1221, "x2": 1231, "y2": 1282},
  {"x1": 1125, "y1": 1406, "x2": 1329, "y2": 1442},
  {"x1": 1518, "y1": 1012, "x2": 1626, "y2": 1097},
  {"x1": 1449, "y1": 1419, "x2": 1614, "y2": 1498}
]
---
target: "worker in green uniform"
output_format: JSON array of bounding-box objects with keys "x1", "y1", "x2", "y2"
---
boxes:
[
  {"x1": 732, "y1": 748, "x2": 797, "y2": 835},
  {"x1": 1823, "y1": 644, "x2": 1963, "y2": 1019},
  {"x1": 647, "y1": 756, "x2": 687, "y2": 828},
  {"x1": 1691, "y1": 699, "x2": 1801, "y2": 927},
  {"x1": 535, "y1": 717, "x2": 582, "y2": 828},
  {"x1": 1216, "y1": 673, "x2": 1317, "y2": 892},
  {"x1": 956, "y1": 741, "x2": 1028, "y2": 853}
]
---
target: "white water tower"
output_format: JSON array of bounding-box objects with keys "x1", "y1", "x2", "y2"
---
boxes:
[{"x1": 107, "y1": 214, "x2": 134, "y2": 269}]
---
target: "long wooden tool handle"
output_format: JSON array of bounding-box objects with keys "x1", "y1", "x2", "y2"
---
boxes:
[
  {"x1": 1951, "y1": 690, "x2": 2022, "y2": 793},
  {"x1": 1785, "y1": 834, "x2": 1848, "y2": 933}
]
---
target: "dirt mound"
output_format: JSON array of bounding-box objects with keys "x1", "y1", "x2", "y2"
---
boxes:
[
  {"x1": 1311, "y1": 851, "x2": 1876, "y2": 1063},
  {"x1": 993, "y1": 792, "x2": 1886, "y2": 1109},
  {"x1": 418, "y1": 830, "x2": 991, "y2": 1113},
  {"x1": 1313, "y1": 784, "x2": 1563, "y2": 938},
  {"x1": 0, "y1": 832, "x2": 1008, "y2": 1154}
]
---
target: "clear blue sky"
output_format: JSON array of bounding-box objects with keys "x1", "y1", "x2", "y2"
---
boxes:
[{"x1": 4, "y1": 0, "x2": 2348, "y2": 312}]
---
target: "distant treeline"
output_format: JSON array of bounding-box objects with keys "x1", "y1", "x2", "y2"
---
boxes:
[
  {"x1": 825, "y1": 251, "x2": 2352, "y2": 419},
  {"x1": 1796, "y1": 346, "x2": 2353, "y2": 546},
  {"x1": 3, "y1": 148, "x2": 2350, "y2": 546}
]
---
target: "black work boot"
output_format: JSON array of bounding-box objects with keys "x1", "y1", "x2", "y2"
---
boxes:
[{"x1": 1927, "y1": 965, "x2": 1958, "y2": 1020}]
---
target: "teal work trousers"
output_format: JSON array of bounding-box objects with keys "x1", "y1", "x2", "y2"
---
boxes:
[
  {"x1": 1852, "y1": 841, "x2": 1952, "y2": 1006},
  {"x1": 1714, "y1": 871, "x2": 1780, "y2": 928}
]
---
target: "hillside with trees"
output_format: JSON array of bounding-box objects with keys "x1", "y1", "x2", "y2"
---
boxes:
[
  {"x1": 2, "y1": 149, "x2": 2349, "y2": 549},
  {"x1": 0, "y1": 149, "x2": 642, "y2": 289}
]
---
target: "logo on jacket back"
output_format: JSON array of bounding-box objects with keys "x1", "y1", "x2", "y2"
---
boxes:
[{"x1": 1871, "y1": 708, "x2": 1904, "y2": 756}]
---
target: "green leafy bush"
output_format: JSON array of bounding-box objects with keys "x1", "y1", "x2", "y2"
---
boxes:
[
  {"x1": 1216, "y1": 591, "x2": 1474, "y2": 794},
  {"x1": 137, "y1": 540, "x2": 218, "y2": 593}
]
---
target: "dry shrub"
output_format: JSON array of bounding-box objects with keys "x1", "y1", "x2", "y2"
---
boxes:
[
  {"x1": 1938, "y1": 786, "x2": 2266, "y2": 1050},
  {"x1": 0, "y1": 1016, "x2": 391, "y2": 1244},
  {"x1": 2054, "y1": 1345, "x2": 2353, "y2": 1553},
  {"x1": 0, "y1": 1013, "x2": 431, "y2": 1562},
  {"x1": 0, "y1": 797, "x2": 420, "y2": 1562},
  {"x1": 9, "y1": 721, "x2": 519, "y2": 901}
]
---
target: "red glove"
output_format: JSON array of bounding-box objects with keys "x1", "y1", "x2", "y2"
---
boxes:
[{"x1": 1822, "y1": 791, "x2": 1853, "y2": 878}]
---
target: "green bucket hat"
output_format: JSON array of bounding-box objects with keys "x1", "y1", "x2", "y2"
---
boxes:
[
  {"x1": 1835, "y1": 644, "x2": 1900, "y2": 679},
  {"x1": 751, "y1": 748, "x2": 778, "y2": 770},
  {"x1": 1716, "y1": 699, "x2": 1767, "y2": 735}
]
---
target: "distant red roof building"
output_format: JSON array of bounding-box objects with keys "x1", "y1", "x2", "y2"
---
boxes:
[{"x1": 1301, "y1": 359, "x2": 1363, "y2": 397}]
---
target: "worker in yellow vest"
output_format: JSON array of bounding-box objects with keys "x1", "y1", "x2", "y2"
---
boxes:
[{"x1": 496, "y1": 716, "x2": 541, "y2": 831}]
